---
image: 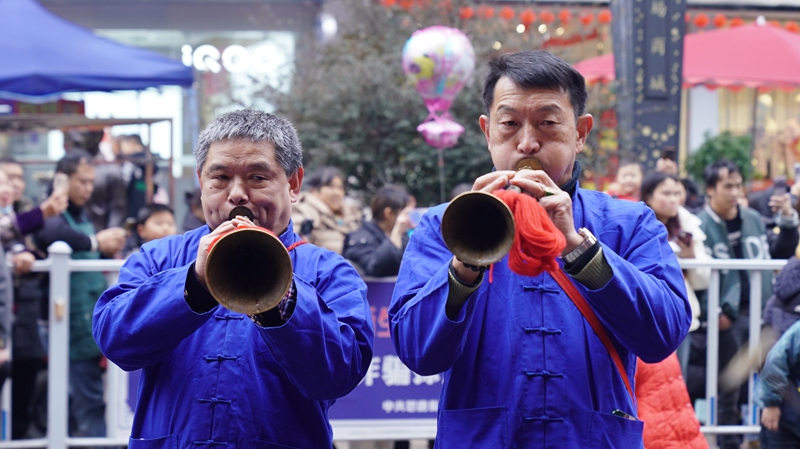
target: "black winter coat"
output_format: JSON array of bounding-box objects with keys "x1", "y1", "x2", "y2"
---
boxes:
[{"x1": 342, "y1": 221, "x2": 408, "y2": 278}]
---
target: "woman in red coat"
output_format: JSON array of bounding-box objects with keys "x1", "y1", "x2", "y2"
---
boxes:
[{"x1": 636, "y1": 353, "x2": 709, "y2": 449}]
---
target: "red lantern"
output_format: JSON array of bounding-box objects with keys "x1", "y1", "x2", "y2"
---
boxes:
[
  {"x1": 694, "y1": 13, "x2": 709, "y2": 28},
  {"x1": 597, "y1": 10, "x2": 612, "y2": 24},
  {"x1": 769, "y1": 20, "x2": 782, "y2": 28},
  {"x1": 519, "y1": 9, "x2": 536, "y2": 27},
  {"x1": 499, "y1": 6, "x2": 515, "y2": 21},
  {"x1": 479, "y1": 5, "x2": 494, "y2": 19},
  {"x1": 787, "y1": 21, "x2": 800, "y2": 33},
  {"x1": 730, "y1": 17, "x2": 744, "y2": 27},
  {"x1": 459, "y1": 6, "x2": 474, "y2": 20},
  {"x1": 713, "y1": 13, "x2": 727, "y2": 28},
  {"x1": 380, "y1": 0, "x2": 396, "y2": 7},
  {"x1": 579, "y1": 12, "x2": 594, "y2": 26},
  {"x1": 559, "y1": 9, "x2": 572, "y2": 24},
  {"x1": 540, "y1": 10, "x2": 555, "y2": 24}
]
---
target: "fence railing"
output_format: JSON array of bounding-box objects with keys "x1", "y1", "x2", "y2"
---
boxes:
[
  {"x1": 679, "y1": 258, "x2": 788, "y2": 437},
  {"x1": 0, "y1": 245, "x2": 789, "y2": 447}
]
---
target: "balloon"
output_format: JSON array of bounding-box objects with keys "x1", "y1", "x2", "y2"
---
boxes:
[
  {"x1": 401, "y1": 26, "x2": 475, "y2": 113},
  {"x1": 417, "y1": 115, "x2": 465, "y2": 150}
]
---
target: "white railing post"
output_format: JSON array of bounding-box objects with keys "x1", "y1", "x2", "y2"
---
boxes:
[
  {"x1": 47, "y1": 242, "x2": 71, "y2": 449},
  {"x1": 706, "y1": 269, "x2": 720, "y2": 428},
  {"x1": 748, "y1": 270, "x2": 763, "y2": 427}
]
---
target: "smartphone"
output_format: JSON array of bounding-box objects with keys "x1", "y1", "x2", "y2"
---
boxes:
[
  {"x1": 662, "y1": 146, "x2": 676, "y2": 162},
  {"x1": 299, "y1": 219, "x2": 314, "y2": 236},
  {"x1": 774, "y1": 177, "x2": 789, "y2": 196},
  {"x1": 677, "y1": 230, "x2": 693, "y2": 246},
  {"x1": 53, "y1": 173, "x2": 69, "y2": 194},
  {"x1": 408, "y1": 208, "x2": 427, "y2": 228},
  {"x1": 795, "y1": 163, "x2": 800, "y2": 184}
]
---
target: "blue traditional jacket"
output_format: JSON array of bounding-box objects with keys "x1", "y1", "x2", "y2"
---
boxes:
[
  {"x1": 93, "y1": 223, "x2": 374, "y2": 449},
  {"x1": 390, "y1": 187, "x2": 691, "y2": 449}
]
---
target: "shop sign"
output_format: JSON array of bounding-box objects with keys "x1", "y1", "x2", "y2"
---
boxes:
[{"x1": 181, "y1": 44, "x2": 276, "y2": 74}]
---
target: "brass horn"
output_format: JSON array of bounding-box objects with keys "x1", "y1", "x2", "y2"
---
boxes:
[
  {"x1": 205, "y1": 206, "x2": 293, "y2": 315},
  {"x1": 440, "y1": 158, "x2": 543, "y2": 266}
]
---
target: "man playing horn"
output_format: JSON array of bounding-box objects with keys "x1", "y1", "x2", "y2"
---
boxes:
[
  {"x1": 390, "y1": 50, "x2": 691, "y2": 448},
  {"x1": 94, "y1": 110, "x2": 374, "y2": 448}
]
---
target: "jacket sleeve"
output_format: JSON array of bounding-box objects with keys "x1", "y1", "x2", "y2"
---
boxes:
[
  {"x1": 389, "y1": 208, "x2": 474, "y2": 375},
  {"x1": 15, "y1": 207, "x2": 44, "y2": 236},
  {"x1": 770, "y1": 210, "x2": 799, "y2": 259},
  {"x1": 579, "y1": 206, "x2": 691, "y2": 363},
  {"x1": 107, "y1": 167, "x2": 129, "y2": 229},
  {"x1": 758, "y1": 322, "x2": 800, "y2": 407},
  {"x1": 92, "y1": 240, "x2": 219, "y2": 371},
  {"x1": 0, "y1": 245, "x2": 11, "y2": 349},
  {"x1": 35, "y1": 215, "x2": 92, "y2": 253},
  {"x1": 685, "y1": 236, "x2": 711, "y2": 292},
  {"x1": 254, "y1": 249, "x2": 374, "y2": 401},
  {"x1": 343, "y1": 231, "x2": 404, "y2": 277}
]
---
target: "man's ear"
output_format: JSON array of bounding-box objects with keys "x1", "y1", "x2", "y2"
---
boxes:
[
  {"x1": 289, "y1": 167, "x2": 304, "y2": 202},
  {"x1": 479, "y1": 115, "x2": 491, "y2": 146},
  {"x1": 575, "y1": 114, "x2": 594, "y2": 154}
]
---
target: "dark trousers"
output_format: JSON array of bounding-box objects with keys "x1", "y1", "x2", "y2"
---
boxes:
[
  {"x1": 69, "y1": 357, "x2": 106, "y2": 438},
  {"x1": 687, "y1": 324, "x2": 743, "y2": 449},
  {"x1": 760, "y1": 404, "x2": 800, "y2": 449},
  {"x1": 0, "y1": 358, "x2": 42, "y2": 439},
  {"x1": 12, "y1": 358, "x2": 42, "y2": 439}
]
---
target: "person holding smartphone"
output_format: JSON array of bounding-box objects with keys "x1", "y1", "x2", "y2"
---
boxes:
[
  {"x1": 747, "y1": 176, "x2": 799, "y2": 260},
  {"x1": 640, "y1": 171, "x2": 710, "y2": 371},
  {"x1": 343, "y1": 185, "x2": 414, "y2": 278},
  {"x1": 655, "y1": 146, "x2": 679, "y2": 177}
]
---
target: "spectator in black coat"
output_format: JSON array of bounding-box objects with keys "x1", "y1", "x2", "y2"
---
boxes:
[
  {"x1": 748, "y1": 182, "x2": 799, "y2": 260},
  {"x1": 765, "y1": 256, "x2": 800, "y2": 337},
  {"x1": 343, "y1": 186, "x2": 413, "y2": 277}
]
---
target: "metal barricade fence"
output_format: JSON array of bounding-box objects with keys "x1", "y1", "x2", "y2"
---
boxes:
[
  {"x1": 0, "y1": 244, "x2": 788, "y2": 447},
  {"x1": 679, "y1": 257, "x2": 788, "y2": 437}
]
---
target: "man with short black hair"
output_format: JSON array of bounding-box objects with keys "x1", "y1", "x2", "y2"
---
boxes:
[
  {"x1": 692, "y1": 159, "x2": 796, "y2": 449},
  {"x1": 390, "y1": 50, "x2": 690, "y2": 448}
]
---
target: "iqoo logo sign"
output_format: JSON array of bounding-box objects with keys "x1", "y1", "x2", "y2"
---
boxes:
[{"x1": 181, "y1": 44, "x2": 273, "y2": 73}]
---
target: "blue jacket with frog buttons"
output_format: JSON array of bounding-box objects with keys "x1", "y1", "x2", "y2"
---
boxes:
[
  {"x1": 389, "y1": 186, "x2": 690, "y2": 448},
  {"x1": 93, "y1": 222, "x2": 374, "y2": 449}
]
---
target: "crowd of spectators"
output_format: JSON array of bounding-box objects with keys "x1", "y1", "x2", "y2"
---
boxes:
[
  {"x1": 605, "y1": 154, "x2": 800, "y2": 449},
  {"x1": 0, "y1": 126, "x2": 798, "y2": 448}
]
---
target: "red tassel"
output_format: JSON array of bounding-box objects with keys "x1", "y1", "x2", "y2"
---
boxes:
[{"x1": 492, "y1": 189, "x2": 566, "y2": 277}]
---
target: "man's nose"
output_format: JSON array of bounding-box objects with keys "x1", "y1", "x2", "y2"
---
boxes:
[
  {"x1": 227, "y1": 178, "x2": 249, "y2": 205},
  {"x1": 517, "y1": 124, "x2": 540, "y2": 154}
]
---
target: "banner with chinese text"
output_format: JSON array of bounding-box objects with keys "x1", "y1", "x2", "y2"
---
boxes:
[{"x1": 329, "y1": 280, "x2": 443, "y2": 420}]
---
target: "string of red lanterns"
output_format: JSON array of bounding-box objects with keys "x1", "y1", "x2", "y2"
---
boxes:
[{"x1": 381, "y1": 1, "x2": 800, "y2": 35}]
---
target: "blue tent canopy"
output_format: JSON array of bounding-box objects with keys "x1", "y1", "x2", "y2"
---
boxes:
[{"x1": 0, "y1": 0, "x2": 193, "y2": 101}]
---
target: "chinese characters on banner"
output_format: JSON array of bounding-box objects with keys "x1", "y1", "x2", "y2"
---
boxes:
[
  {"x1": 329, "y1": 280, "x2": 443, "y2": 420},
  {"x1": 611, "y1": 0, "x2": 686, "y2": 169}
]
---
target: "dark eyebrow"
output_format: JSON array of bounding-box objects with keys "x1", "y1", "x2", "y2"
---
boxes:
[
  {"x1": 206, "y1": 163, "x2": 227, "y2": 173},
  {"x1": 496, "y1": 104, "x2": 563, "y2": 114},
  {"x1": 206, "y1": 162, "x2": 273, "y2": 173},
  {"x1": 247, "y1": 162, "x2": 272, "y2": 172},
  {"x1": 496, "y1": 105, "x2": 518, "y2": 114}
]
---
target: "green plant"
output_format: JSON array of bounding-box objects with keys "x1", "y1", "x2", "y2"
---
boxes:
[
  {"x1": 685, "y1": 131, "x2": 752, "y2": 185},
  {"x1": 260, "y1": 0, "x2": 601, "y2": 206}
]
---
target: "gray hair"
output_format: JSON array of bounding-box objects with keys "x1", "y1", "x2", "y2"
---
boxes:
[{"x1": 194, "y1": 110, "x2": 303, "y2": 175}]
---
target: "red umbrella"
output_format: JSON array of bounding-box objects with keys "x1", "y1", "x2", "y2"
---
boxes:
[{"x1": 573, "y1": 22, "x2": 800, "y2": 89}]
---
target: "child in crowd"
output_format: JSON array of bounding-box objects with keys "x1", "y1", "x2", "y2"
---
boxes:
[
  {"x1": 123, "y1": 204, "x2": 176, "y2": 257},
  {"x1": 606, "y1": 160, "x2": 645, "y2": 201},
  {"x1": 758, "y1": 319, "x2": 800, "y2": 447}
]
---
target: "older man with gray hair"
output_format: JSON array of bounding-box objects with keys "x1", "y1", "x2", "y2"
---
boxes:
[{"x1": 93, "y1": 110, "x2": 374, "y2": 448}]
